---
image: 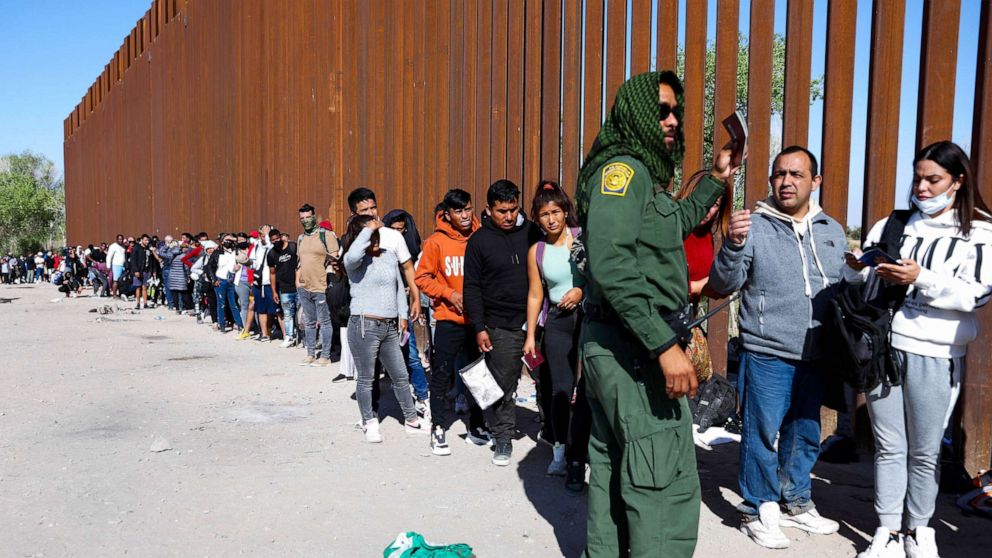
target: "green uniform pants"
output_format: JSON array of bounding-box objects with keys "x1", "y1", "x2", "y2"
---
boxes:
[{"x1": 581, "y1": 320, "x2": 700, "y2": 558}]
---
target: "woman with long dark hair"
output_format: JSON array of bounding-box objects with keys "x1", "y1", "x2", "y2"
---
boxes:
[
  {"x1": 343, "y1": 215, "x2": 428, "y2": 443},
  {"x1": 523, "y1": 180, "x2": 590, "y2": 492},
  {"x1": 846, "y1": 141, "x2": 992, "y2": 558},
  {"x1": 383, "y1": 209, "x2": 431, "y2": 411}
]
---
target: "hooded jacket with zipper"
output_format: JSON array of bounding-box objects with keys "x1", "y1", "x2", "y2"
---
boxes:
[
  {"x1": 414, "y1": 212, "x2": 480, "y2": 325},
  {"x1": 463, "y1": 212, "x2": 541, "y2": 332},
  {"x1": 709, "y1": 198, "x2": 847, "y2": 361}
]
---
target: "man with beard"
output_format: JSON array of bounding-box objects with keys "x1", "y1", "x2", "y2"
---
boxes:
[{"x1": 575, "y1": 71, "x2": 739, "y2": 557}]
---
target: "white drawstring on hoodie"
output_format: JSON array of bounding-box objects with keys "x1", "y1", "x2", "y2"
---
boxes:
[{"x1": 754, "y1": 198, "x2": 831, "y2": 297}]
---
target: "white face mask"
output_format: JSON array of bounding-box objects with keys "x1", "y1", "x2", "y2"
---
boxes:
[{"x1": 912, "y1": 190, "x2": 956, "y2": 215}]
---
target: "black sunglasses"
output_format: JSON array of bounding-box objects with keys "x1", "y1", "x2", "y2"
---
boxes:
[{"x1": 659, "y1": 102, "x2": 679, "y2": 121}]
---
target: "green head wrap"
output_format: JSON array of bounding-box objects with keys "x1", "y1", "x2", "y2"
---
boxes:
[{"x1": 575, "y1": 71, "x2": 685, "y2": 221}]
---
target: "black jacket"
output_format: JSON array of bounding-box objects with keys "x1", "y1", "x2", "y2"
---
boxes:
[
  {"x1": 129, "y1": 245, "x2": 150, "y2": 273},
  {"x1": 463, "y1": 213, "x2": 541, "y2": 332}
]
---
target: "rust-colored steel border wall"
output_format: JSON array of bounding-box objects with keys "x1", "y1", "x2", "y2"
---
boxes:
[{"x1": 64, "y1": 0, "x2": 992, "y2": 474}]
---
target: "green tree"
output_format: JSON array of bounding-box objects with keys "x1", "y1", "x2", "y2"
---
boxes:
[
  {"x1": 676, "y1": 33, "x2": 824, "y2": 201},
  {"x1": 0, "y1": 151, "x2": 65, "y2": 254}
]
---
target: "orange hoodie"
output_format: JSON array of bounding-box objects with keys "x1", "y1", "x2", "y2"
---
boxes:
[{"x1": 414, "y1": 212, "x2": 480, "y2": 324}]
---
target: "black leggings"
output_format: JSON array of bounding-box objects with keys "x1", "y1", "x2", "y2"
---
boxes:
[{"x1": 539, "y1": 307, "x2": 591, "y2": 462}]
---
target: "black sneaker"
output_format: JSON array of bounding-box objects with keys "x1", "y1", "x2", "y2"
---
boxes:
[
  {"x1": 492, "y1": 440, "x2": 512, "y2": 466},
  {"x1": 331, "y1": 373, "x2": 351, "y2": 383},
  {"x1": 565, "y1": 461, "x2": 586, "y2": 494},
  {"x1": 431, "y1": 426, "x2": 451, "y2": 456}
]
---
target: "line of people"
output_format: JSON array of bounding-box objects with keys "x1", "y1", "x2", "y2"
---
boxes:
[{"x1": 35, "y1": 70, "x2": 992, "y2": 558}]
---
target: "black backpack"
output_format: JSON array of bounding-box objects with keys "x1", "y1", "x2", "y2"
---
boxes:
[
  {"x1": 325, "y1": 272, "x2": 351, "y2": 323},
  {"x1": 689, "y1": 373, "x2": 738, "y2": 432},
  {"x1": 826, "y1": 210, "x2": 912, "y2": 392}
]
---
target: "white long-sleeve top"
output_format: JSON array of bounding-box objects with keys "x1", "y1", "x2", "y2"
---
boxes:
[
  {"x1": 843, "y1": 209, "x2": 992, "y2": 358},
  {"x1": 106, "y1": 242, "x2": 126, "y2": 267}
]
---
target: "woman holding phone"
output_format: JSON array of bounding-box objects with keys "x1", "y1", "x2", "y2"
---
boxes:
[{"x1": 845, "y1": 141, "x2": 992, "y2": 558}]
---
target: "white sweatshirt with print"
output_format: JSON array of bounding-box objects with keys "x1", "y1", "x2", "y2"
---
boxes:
[{"x1": 844, "y1": 209, "x2": 992, "y2": 358}]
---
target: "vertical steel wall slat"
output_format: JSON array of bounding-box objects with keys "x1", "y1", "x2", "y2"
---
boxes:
[
  {"x1": 820, "y1": 0, "x2": 858, "y2": 226},
  {"x1": 744, "y1": 0, "x2": 772, "y2": 212},
  {"x1": 915, "y1": 0, "x2": 961, "y2": 151}
]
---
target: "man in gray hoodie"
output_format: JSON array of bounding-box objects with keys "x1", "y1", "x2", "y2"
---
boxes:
[{"x1": 709, "y1": 146, "x2": 847, "y2": 549}]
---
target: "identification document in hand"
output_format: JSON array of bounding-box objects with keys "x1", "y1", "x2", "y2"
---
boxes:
[
  {"x1": 856, "y1": 248, "x2": 899, "y2": 266},
  {"x1": 522, "y1": 350, "x2": 545, "y2": 371},
  {"x1": 721, "y1": 110, "x2": 749, "y2": 167}
]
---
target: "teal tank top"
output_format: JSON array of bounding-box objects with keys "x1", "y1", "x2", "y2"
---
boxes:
[{"x1": 541, "y1": 243, "x2": 577, "y2": 304}]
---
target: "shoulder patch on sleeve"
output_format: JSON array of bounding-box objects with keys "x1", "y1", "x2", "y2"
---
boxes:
[{"x1": 600, "y1": 162, "x2": 635, "y2": 197}]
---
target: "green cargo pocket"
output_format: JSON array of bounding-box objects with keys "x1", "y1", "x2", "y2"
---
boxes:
[{"x1": 622, "y1": 417, "x2": 684, "y2": 489}]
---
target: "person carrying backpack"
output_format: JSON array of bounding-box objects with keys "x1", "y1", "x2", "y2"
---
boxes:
[
  {"x1": 296, "y1": 203, "x2": 341, "y2": 366},
  {"x1": 844, "y1": 141, "x2": 992, "y2": 558}
]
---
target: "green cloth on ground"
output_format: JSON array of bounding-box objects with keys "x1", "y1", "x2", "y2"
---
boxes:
[{"x1": 383, "y1": 532, "x2": 474, "y2": 558}]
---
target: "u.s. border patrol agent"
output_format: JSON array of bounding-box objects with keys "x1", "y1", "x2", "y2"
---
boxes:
[{"x1": 575, "y1": 71, "x2": 738, "y2": 558}]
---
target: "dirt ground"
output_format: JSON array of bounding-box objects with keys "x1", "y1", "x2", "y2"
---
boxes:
[{"x1": 1, "y1": 283, "x2": 988, "y2": 557}]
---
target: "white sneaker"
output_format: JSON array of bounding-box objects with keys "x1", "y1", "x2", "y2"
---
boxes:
[
  {"x1": 415, "y1": 398, "x2": 429, "y2": 418},
  {"x1": 904, "y1": 527, "x2": 939, "y2": 558},
  {"x1": 279, "y1": 339, "x2": 294, "y2": 348},
  {"x1": 780, "y1": 507, "x2": 839, "y2": 535},
  {"x1": 740, "y1": 502, "x2": 790, "y2": 549},
  {"x1": 858, "y1": 527, "x2": 905, "y2": 558},
  {"x1": 363, "y1": 419, "x2": 383, "y2": 443},
  {"x1": 431, "y1": 426, "x2": 451, "y2": 456},
  {"x1": 404, "y1": 417, "x2": 430, "y2": 435}
]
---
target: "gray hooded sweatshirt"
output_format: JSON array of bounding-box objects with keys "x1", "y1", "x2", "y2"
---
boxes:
[{"x1": 709, "y1": 199, "x2": 847, "y2": 361}]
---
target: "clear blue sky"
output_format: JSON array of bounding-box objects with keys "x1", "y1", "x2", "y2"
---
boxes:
[
  {"x1": 0, "y1": 0, "x2": 150, "y2": 177},
  {"x1": 0, "y1": 0, "x2": 982, "y2": 228}
]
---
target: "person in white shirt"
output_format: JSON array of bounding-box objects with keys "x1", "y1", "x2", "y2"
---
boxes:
[
  {"x1": 250, "y1": 225, "x2": 278, "y2": 341},
  {"x1": 845, "y1": 141, "x2": 992, "y2": 558},
  {"x1": 205, "y1": 233, "x2": 244, "y2": 333},
  {"x1": 106, "y1": 234, "x2": 127, "y2": 297}
]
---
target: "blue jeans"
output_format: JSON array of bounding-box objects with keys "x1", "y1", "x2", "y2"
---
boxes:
[
  {"x1": 279, "y1": 291, "x2": 298, "y2": 339},
  {"x1": 213, "y1": 280, "x2": 243, "y2": 331},
  {"x1": 404, "y1": 322, "x2": 429, "y2": 400},
  {"x1": 737, "y1": 350, "x2": 824, "y2": 517}
]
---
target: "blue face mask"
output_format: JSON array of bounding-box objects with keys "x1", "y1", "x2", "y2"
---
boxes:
[{"x1": 912, "y1": 190, "x2": 956, "y2": 215}]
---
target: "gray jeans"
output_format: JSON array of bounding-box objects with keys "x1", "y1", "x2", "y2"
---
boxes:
[
  {"x1": 347, "y1": 316, "x2": 417, "y2": 423},
  {"x1": 298, "y1": 288, "x2": 333, "y2": 358},
  {"x1": 867, "y1": 349, "x2": 962, "y2": 530},
  {"x1": 235, "y1": 282, "x2": 251, "y2": 329}
]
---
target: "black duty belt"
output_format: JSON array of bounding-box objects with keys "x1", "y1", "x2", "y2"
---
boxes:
[{"x1": 585, "y1": 294, "x2": 739, "y2": 349}]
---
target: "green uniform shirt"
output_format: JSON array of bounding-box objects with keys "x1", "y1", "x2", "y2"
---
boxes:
[{"x1": 584, "y1": 155, "x2": 724, "y2": 355}]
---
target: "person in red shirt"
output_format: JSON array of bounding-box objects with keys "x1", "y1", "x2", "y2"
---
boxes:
[{"x1": 678, "y1": 174, "x2": 731, "y2": 302}]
